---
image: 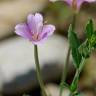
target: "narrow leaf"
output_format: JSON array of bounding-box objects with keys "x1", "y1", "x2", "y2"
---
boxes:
[{"x1": 68, "y1": 25, "x2": 82, "y2": 68}]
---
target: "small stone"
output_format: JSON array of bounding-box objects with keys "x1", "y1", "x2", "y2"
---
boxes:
[{"x1": 45, "y1": 84, "x2": 70, "y2": 96}]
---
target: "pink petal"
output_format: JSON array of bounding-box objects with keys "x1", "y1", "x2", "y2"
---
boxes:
[
  {"x1": 27, "y1": 13, "x2": 43, "y2": 34},
  {"x1": 31, "y1": 24, "x2": 55, "y2": 45},
  {"x1": 41, "y1": 24, "x2": 55, "y2": 38},
  {"x1": 15, "y1": 23, "x2": 32, "y2": 40},
  {"x1": 27, "y1": 14, "x2": 36, "y2": 34},
  {"x1": 34, "y1": 13, "x2": 43, "y2": 24}
]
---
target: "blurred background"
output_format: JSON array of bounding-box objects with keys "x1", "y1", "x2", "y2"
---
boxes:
[{"x1": 0, "y1": 0, "x2": 96, "y2": 96}]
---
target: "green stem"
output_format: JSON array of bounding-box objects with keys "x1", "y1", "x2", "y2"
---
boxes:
[
  {"x1": 61, "y1": 47, "x2": 71, "y2": 82},
  {"x1": 59, "y1": 13, "x2": 77, "y2": 96},
  {"x1": 59, "y1": 47, "x2": 71, "y2": 96},
  {"x1": 72, "y1": 13, "x2": 77, "y2": 31},
  {"x1": 34, "y1": 45, "x2": 47, "y2": 96},
  {"x1": 70, "y1": 58, "x2": 85, "y2": 95}
]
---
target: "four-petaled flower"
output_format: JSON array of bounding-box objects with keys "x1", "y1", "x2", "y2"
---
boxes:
[
  {"x1": 50, "y1": 0, "x2": 96, "y2": 10},
  {"x1": 15, "y1": 13, "x2": 55, "y2": 45}
]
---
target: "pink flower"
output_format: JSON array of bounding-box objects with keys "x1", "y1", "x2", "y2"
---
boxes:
[
  {"x1": 50, "y1": 0, "x2": 96, "y2": 10},
  {"x1": 15, "y1": 13, "x2": 55, "y2": 45},
  {"x1": 65, "y1": 0, "x2": 96, "y2": 10}
]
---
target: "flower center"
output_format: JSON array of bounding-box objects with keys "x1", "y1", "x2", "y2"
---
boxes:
[
  {"x1": 72, "y1": 0, "x2": 77, "y2": 10},
  {"x1": 32, "y1": 34, "x2": 41, "y2": 41}
]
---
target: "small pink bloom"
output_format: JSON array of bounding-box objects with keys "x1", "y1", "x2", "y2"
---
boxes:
[
  {"x1": 50, "y1": 0, "x2": 96, "y2": 10},
  {"x1": 15, "y1": 13, "x2": 55, "y2": 45},
  {"x1": 65, "y1": 0, "x2": 96, "y2": 10}
]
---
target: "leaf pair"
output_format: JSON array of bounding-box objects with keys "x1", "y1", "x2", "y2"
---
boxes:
[
  {"x1": 68, "y1": 19, "x2": 96, "y2": 68},
  {"x1": 68, "y1": 19, "x2": 96, "y2": 93},
  {"x1": 68, "y1": 25, "x2": 82, "y2": 92}
]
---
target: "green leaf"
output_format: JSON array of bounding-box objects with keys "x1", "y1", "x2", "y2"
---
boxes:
[
  {"x1": 86, "y1": 19, "x2": 94, "y2": 39},
  {"x1": 89, "y1": 32, "x2": 96, "y2": 48},
  {"x1": 68, "y1": 25, "x2": 82, "y2": 68},
  {"x1": 79, "y1": 19, "x2": 96, "y2": 58},
  {"x1": 79, "y1": 40, "x2": 90, "y2": 58}
]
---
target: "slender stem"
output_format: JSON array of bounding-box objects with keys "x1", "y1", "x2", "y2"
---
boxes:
[
  {"x1": 70, "y1": 58, "x2": 85, "y2": 95},
  {"x1": 59, "y1": 13, "x2": 77, "y2": 96},
  {"x1": 34, "y1": 45, "x2": 47, "y2": 96},
  {"x1": 59, "y1": 47, "x2": 71, "y2": 96},
  {"x1": 61, "y1": 47, "x2": 71, "y2": 83},
  {"x1": 72, "y1": 13, "x2": 77, "y2": 31}
]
